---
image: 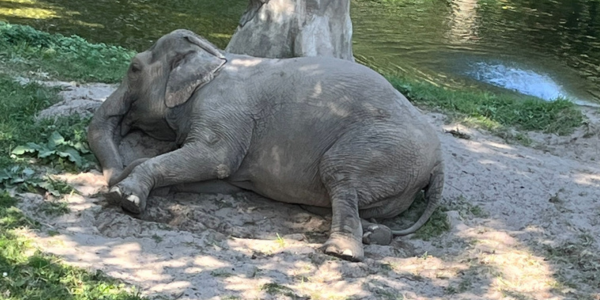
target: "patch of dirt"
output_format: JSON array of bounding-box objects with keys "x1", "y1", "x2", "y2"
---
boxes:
[
  {"x1": 15, "y1": 78, "x2": 117, "y2": 120},
  {"x1": 15, "y1": 82, "x2": 600, "y2": 299}
]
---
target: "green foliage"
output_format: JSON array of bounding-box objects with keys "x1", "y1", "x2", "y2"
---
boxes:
[
  {"x1": 0, "y1": 193, "x2": 38, "y2": 229},
  {"x1": 389, "y1": 192, "x2": 451, "y2": 240},
  {"x1": 387, "y1": 76, "x2": 583, "y2": 135},
  {"x1": 412, "y1": 209, "x2": 450, "y2": 241},
  {"x1": 38, "y1": 115, "x2": 92, "y2": 148},
  {"x1": 357, "y1": 0, "x2": 419, "y2": 3},
  {"x1": 0, "y1": 75, "x2": 95, "y2": 171},
  {"x1": 0, "y1": 66, "x2": 141, "y2": 298},
  {"x1": 261, "y1": 283, "x2": 297, "y2": 298},
  {"x1": 0, "y1": 22, "x2": 134, "y2": 83},
  {"x1": 275, "y1": 233, "x2": 286, "y2": 248},
  {"x1": 39, "y1": 200, "x2": 71, "y2": 216},
  {"x1": 0, "y1": 193, "x2": 146, "y2": 300},
  {"x1": 210, "y1": 269, "x2": 234, "y2": 278},
  {"x1": 12, "y1": 131, "x2": 94, "y2": 171},
  {"x1": 0, "y1": 75, "x2": 91, "y2": 196},
  {"x1": 0, "y1": 76, "x2": 58, "y2": 168},
  {"x1": 0, "y1": 166, "x2": 75, "y2": 197}
]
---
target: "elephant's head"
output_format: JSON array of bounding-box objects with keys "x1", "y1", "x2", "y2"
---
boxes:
[{"x1": 88, "y1": 29, "x2": 227, "y2": 186}]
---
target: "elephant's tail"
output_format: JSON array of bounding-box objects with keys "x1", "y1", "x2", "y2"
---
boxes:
[{"x1": 391, "y1": 161, "x2": 444, "y2": 236}]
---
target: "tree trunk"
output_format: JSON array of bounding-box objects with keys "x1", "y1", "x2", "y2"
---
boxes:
[{"x1": 226, "y1": 0, "x2": 354, "y2": 61}]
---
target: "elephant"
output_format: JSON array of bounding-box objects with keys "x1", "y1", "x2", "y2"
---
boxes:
[{"x1": 88, "y1": 29, "x2": 444, "y2": 262}]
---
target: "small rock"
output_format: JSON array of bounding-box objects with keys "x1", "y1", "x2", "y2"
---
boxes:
[{"x1": 446, "y1": 210, "x2": 467, "y2": 231}]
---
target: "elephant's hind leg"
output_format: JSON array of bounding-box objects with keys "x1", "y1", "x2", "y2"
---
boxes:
[
  {"x1": 319, "y1": 126, "x2": 413, "y2": 261},
  {"x1": 319, "y1": 186, "x2": 364, "y2": 261},
  {"x1": 300, "y1": 205, "x2": 394, "y2": 246}
]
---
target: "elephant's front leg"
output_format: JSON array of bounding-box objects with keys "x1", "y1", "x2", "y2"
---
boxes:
[{"x1": 108, "y1": 143, "x2": 239, "y2": 214}]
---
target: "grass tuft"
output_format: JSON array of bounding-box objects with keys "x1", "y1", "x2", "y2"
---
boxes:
[
  {"x1": 261, "y1": 282, "x2": 299, "y2": 298},
  {"x1": 387, "y1": 76, "x2": 583, "y2": 136},
  {"x1": 412, "y1": 208, "x2": 450, "y2": 241},
  {"x1": 387, "y1": 192, "x2": 451, "y2": 240},
  {"x1": 39, "y1": 200, "x2": 70, "y2": 216}
]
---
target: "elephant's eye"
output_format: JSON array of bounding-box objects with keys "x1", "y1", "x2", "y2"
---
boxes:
[{"x1": 130, "y1": 63, "x2": 142, "y2": 73}]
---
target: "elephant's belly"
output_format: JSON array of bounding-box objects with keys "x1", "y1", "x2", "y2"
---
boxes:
[
  {"x1": 251, "y1": 179, "x2": 331, "y2": 207},
  {"x1": 229, "y1": 158, "x2": 331, "y2": 207}
]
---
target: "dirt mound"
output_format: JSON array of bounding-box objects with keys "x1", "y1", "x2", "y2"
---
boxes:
[{"x1": 29, "y1": 80, "x2": 117, "y2": 120}]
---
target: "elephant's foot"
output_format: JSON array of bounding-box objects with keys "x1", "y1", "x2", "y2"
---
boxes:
[
  {"x1": 361, "y1": 220, "x2": 393, "y2": 245},
  {"x1": 321, "y1": 233, "x2": 364, "y2": 262},
  {"x1": 107, "y1": 185, "x2": 147, "y2": 215}
]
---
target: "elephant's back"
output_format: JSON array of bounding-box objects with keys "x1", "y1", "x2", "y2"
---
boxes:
[{"x1": 224, "y1": 55, "x2": 437, "y2": 206}]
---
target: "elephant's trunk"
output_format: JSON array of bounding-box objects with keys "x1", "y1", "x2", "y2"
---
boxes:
[{"x1": 88, "y1": 84, "x2": 130, "y2": 186}]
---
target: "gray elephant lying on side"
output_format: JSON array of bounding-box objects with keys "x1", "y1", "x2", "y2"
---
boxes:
[{"x1": 88, "y1": 29, "x2": 444, "y2": 262}]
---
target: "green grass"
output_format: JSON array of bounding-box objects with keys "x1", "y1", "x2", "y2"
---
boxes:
[
  {"x1": 260, "y1": 282, "x2": 299, "y2": 298},
  {"x1": 39, "y1": 200, "x2": 71, "y2": 216},
  {"x1": 0, "y1": 76, "x2": 61, "y2": 169},
  {"x1": 411, "y1": 208, "x2": 450, "y2": 241},
  {"x1": 0, "y1": 22, "x2": 134, "y2": 83},
  {"x1": 387, "y1": 192, "x2": 451, "y2": 240},
  {"x1": 0, "y1": 192, "x2": 146, "y2": 299},
  {"x1": 0, "y1": 75, "x2": 93, "y2": 171},
  {"x1": 387, "y1": 75, "x2": 583, "y2": 136},
  {"x1": 0, "y1": 24, "x2": 145, "y2": 298}
]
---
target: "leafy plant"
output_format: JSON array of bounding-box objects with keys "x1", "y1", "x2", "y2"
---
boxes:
[
  {"x1": 12, "y1": 131, "x2": 94, "y2": 171},
  {"x1": 0, "y1": 166, "x2": 74, "y2": 197},
  {"x1": 39, "y1": 200, "x2": 70, "y2": 216}
]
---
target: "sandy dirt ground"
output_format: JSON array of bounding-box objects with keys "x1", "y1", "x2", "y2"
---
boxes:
[{"x1": 15, "y1": 82, "x2": 600, "y2": 299}]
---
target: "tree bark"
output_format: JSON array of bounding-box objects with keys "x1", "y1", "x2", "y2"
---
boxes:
[{"x1": 226, "y1": 0, "x2": 354, "y2": 61}]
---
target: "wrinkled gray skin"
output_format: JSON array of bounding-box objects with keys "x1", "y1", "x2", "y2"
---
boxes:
[{"x1": 88, "y1": 29, "x2": 444, "y2": 262}]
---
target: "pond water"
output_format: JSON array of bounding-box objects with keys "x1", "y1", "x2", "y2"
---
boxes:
[
  {"x1": 352, "y1": 0, "x2": 600, "y2": 105},
  {"x1": 1, "y1": 0, "x2": 599, "y2": 104}
]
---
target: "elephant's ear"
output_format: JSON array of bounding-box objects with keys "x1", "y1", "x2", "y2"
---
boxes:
[{"x1": 165, "y1": 35, "x2": 227, "y2": 108}]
